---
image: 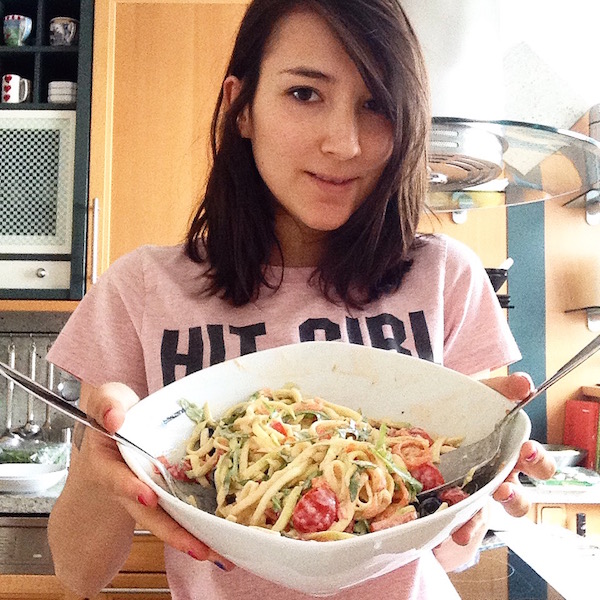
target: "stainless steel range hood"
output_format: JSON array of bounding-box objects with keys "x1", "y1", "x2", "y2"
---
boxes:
[{"x1": 402, "y1": 0, "x2": 600, "y2": 212}]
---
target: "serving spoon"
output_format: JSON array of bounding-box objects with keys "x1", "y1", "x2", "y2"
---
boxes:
[
  {"x1": 418, "y1": 333, "x2": 600, "y2": 500},
  {"x1": 0, "y1": 341, "x2": 21, "y2": 448},
  {"x1": 0, "y1": 360, "x2": 217, "y2": 513}
]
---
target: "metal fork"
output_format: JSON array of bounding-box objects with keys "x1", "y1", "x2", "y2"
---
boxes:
[
  {"x1": 418, "y1": 333, "x2": 600, "y2": 500},
  {"x1": 0, "y1": 360, "x2": 217, "y2": 513}
]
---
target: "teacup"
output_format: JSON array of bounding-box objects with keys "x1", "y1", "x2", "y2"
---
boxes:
[
  {"x1": 49, "y1": 16, "x2": 79, "y2": 46},
  {"x1": 3, "y1": 14, "x2": 33, "y2": 46},
  {"x1": 1, "y1": 74, "x2": 32, "y2": 103}
]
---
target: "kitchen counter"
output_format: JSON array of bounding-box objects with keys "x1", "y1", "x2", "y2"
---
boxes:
[
  {"x1": 0, "y1": 478, "x2": 65, "y2": 515},
  {"x1": 1, "y1": 476, "x2": 598, "y2": 514},
  {"x1": 523, "y1": 482, "x2": 600, "y2": 504}
]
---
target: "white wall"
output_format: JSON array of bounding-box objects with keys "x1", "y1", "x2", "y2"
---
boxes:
[{"x1": 403, "y1": 0, "x2": 600, "y2": 129}]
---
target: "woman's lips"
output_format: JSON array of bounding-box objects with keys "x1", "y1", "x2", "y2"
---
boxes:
[{"x1": 308, "y1": 172, "x2": 358, "y2": 189}]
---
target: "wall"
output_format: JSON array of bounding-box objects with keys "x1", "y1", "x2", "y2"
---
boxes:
[{"x1": 545, "y1": 116, "x2": 600, "y2": 443}]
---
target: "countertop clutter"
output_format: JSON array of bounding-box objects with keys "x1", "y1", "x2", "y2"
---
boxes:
[{"x1": 0, "y1": 477, "x2": 64, "y2": 514}]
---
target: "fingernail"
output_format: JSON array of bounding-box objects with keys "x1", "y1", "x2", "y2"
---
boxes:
[
  {"x1": 208, "y1": 552, "x2": 234, "y2": 571},
  {"x1": 188, "y1": 550, "x2": 203, "y2": 561},
  {"x1": 499, "y1": 490, "x2": 515, "y2": 503},
  {"x1": 525, "y1": 449, "x2": 538, "y2": 462},
  {"x1": 103, "y1": 407, "x2": 114, "y2": 424},
  {"x1": 137, "y1": 495, "x2": 148, "y2": 506}
]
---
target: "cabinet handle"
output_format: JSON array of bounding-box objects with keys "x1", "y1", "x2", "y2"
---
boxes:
[
  {"x1": 133, "y1": 529, "x2": 153, "y2": 536},
  {"x1": 91, "y1": 197, "x2": 100, "y2": 284},
  {"x1": 36, "y1": 267, "x2": 48, "y2": 278}
]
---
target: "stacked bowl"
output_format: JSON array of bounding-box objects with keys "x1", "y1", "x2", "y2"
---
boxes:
[{"x1": 48, "y1": 81, "x2": 77, "y2": 104}]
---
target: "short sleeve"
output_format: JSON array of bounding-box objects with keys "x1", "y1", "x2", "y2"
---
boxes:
[
  {"x1": 441, "y1": 238, "x2": 521, "y2": 375},
  {"x1": 47, "y1": 248, "x2": 149, "y2": 398}
]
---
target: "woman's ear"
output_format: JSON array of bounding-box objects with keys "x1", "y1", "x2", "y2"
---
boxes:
[{"x1": 223, "y1": 75, "x2": 251, "y2": 138}]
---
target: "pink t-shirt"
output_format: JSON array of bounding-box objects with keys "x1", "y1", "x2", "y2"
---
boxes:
[{"x1": 48, "y1": 233, "x2": 520, "y2": 600}]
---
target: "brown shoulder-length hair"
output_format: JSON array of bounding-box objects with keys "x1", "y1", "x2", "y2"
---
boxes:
[{"x1": 186, "y1": 0, "x2": 431, "y2": 309}]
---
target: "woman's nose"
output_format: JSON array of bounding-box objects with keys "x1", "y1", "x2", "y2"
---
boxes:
[{"x1": 320, "y1": 107, "x2": 361, "y2": 160}]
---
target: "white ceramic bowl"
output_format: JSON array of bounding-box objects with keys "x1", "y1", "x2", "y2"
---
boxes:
[
  {"x1": 0, "y1": 463, "x2": 67, "y2": 493},
  {"x1": 48, "y1": 94, "x2": 76, "y2": 103},
  {"x1": 118, "y1": 342, "x2": 530, "y2": 596},
  {"x1": 48, "y1": 81, "x2": 77, "y2": 88}
]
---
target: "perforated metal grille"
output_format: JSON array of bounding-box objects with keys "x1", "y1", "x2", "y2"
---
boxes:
[
  {"x1": 0, "y1": 130, "x2": 60, "y2": 236},
  {"x1": 0, "y1": 111, "x2": 75, "y2": 253}
]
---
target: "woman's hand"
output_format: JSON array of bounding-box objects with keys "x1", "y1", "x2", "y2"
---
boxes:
[
  {"x1": 482, "y1": 372, "x2": 556, "y2": 516},
  {"x1": 77, "y1": 382, "x2": 234, "y2": 570},
  {"x1": 439, "y1": 371, "x2": 556, "y2": 565}
]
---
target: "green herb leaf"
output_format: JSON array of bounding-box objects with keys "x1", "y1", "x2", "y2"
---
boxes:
[
  {"x1": 373, "y1": 446, "x2": 423, "y2": 494},
  {"x1": 353, "y1": 519, "x2": 370, "y2": 535},
  {"x1": 177, "y1": 398, "x2": 205, "y2": 424},
  {"x1": 349, "y1": 469, "x2": 361, "y2": 501}
]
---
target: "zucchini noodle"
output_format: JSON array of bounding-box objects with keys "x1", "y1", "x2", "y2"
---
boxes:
[{"x1": 176, "y1": 386, "x2": 463, "y2": 539}]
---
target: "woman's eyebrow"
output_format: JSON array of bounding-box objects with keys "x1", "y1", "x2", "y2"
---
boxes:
[{"x1": 279, "y1": 67, "x2": 332, "y2": 81}]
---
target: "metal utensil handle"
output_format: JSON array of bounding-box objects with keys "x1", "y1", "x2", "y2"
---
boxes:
[
  {"x1": 0, "y1": 360, "x2": 155, "y2": 463},
  {"x1": 27, "y1": 340, "x2": 36, "y2": 422},
  {"x1": 506, "y1": 333, "x2": 600, "y2": 421},
  {"x1": 5, "y1": 342, "x2": 16, "y2": 430},
  {"x1": 45, "y1": 354, "x2": 54, "y2": 421}
]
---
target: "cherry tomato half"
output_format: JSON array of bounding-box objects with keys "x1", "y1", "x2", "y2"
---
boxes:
[
  {"x1": 292, "y1": 484, "x2": 339, "y2": 533},
  {"x1": 439, "y1": 487, "x2": 469, "y2": 506},
  {"x1": 409, "y1": 462, "x2": 445, "y2": 491}
]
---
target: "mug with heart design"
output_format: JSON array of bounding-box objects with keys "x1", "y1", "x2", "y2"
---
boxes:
[
  {"x1": 3, "y1": 14, "x2": 33, "y2": 47},
  {"x1": 1, "y1": 74, "x2": 32, "y2": 103}
]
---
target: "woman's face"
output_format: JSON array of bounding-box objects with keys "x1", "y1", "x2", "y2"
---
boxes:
[{"x1": 231, "y1": 9, "x2": 394, "y2": 262}]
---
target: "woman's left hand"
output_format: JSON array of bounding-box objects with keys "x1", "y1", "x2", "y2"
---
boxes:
[
  {"x1": 447, "y1": 372, "x2": 556, "y2": 551},
  {"x1": 481, "y1": 372, "x2": 557, "y2": 517}
]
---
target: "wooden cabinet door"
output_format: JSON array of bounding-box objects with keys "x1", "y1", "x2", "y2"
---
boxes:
[
  {"x1": 88, "y1": 0, "x2": 249, "y2": 284},
  {"x1": 0, "y1": 574, "x2": 73, "y2": 599}
]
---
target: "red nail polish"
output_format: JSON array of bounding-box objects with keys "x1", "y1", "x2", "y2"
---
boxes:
[
  {"x1": 137, "y1": 494, "x2": 148, "y2": 506},
  {"x1": 500, "y1": 491, "x2": 515, "y2": 503},
  {"x1": 188, "y1": 550, "x2": 202, "y2": 561},
  {"x1": 525, "y1": 449, "x2": 538, "y2": 462}
]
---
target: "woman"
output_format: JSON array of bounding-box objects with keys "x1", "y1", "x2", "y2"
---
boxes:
[{"x1": 47, "y1": 1, "x2": 554, "y2": 598}]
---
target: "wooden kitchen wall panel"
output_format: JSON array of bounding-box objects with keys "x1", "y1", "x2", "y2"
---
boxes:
[
  {"x1": 419, "y1": 206, "x2": 509, "y2": 272},
  {"x1": 89, "y1": 0, "x2": 249, "y2": 281},
  {"x1": 543, "y1": 111, "x2": 600, "y2": 443},
  {"x1": 544, "y1": 195, "x2": 600, "y2": 442}
]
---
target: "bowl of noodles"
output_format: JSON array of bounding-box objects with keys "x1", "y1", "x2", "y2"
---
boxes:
[{"x1": 118, "y1": 341, "x2": 530, "y2": 596}]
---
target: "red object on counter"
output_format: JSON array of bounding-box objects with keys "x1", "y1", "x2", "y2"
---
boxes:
[{"x1": 563, "y1": 399, "x2": 599, "y2": 471}]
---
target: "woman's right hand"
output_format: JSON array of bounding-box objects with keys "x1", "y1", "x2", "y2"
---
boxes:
[{"x1": 77, "y1": 381, "x2": 234, "y2": 570}]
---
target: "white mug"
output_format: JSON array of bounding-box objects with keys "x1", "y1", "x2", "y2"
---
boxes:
[{"x1": 1, "y1": 74, "x2": 32, "y2": 103}]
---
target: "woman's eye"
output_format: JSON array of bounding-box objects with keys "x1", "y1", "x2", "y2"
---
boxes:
[
  {"x1": 291, "y1": 87, "x2": 319, "y2": 102},
  {"x1": 364, "y1": 98, "x2": 384, "y2": 114}
]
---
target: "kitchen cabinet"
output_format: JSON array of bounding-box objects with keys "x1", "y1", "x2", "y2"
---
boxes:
[
  {"x1": 528, "y1": 501, "x2": 600, "y2": 540},
  {"x1": 0, "y1": 531, "x2": 167, "y2": 599},
  {"x1": 87, "y1": 0, "x2": 250, "y2": 286},
  {"x1": 96, "y1": 531, "x2": 169, "y2": 599},
  {"x1": 0, "y1": 0, "x2": 93, "y2": 305},
  {"x1": 0, "y1": 0, "x2": 248, "y2": 311},
  {"x1": 0, "y1": 574, "x2": 73, "y2": 599}
]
